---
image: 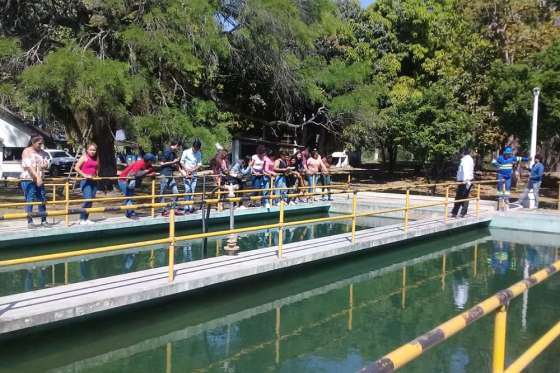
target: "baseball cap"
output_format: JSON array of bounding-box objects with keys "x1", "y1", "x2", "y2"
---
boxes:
[
  {"x1": 504, "y1": 147, "x2": 513, "y2": 154},
  {"x1": 143, "y1": 153, "x2": 156, "y2": 162}
]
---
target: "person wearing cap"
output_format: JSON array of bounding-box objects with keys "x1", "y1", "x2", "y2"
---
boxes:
[
  {"x1": 491, "y1": 147, "x2": 529, "y2": 204},
  {"x1": 518, "y1": 154, "x2": 545, "y2": 208},
  {"x1": 180, "y1": 139, "x2": 202, "y2": 213},
  {"x1": 159, "y1": 139, "x2": 183, "y2": 216},
  {"x1": 118, "y1": 153, "x2": 157, "y2": 218}
]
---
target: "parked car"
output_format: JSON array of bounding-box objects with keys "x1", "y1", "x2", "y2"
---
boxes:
[{"x1": 44, "y1": 149, "x2": 76, "y2": 176}]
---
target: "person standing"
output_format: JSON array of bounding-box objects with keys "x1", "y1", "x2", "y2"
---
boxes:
[
  {"x1": 118, "y1": 153, "x2": 156, "y2": 218},
  {"x1": 451, "y1": 148, "x2": 474, "y2": 218},
  {"x1": 492, "y1": 147, "x2": 529, "y2": 205},
  {"x1": 159, "y1": 140, "x2": 183, "y2": 216},
  {"x1": 320, "y1": 154, "x2": 332, "y2": 201},
  {"x1": 249, "y1": 145, "x2": 267, "y2": 207},
  {"x1": 180, "y1": 139, "x2": 202, "y2": 213},
  {"x1": 306, "y1": 148, "x2": 323, "y2": 200},
  {"x1": 518, "y1": 154, "x2": 545, "y2": 208},
  {"x1": 74, "y1": 143, "x2": 99, "y2": 225},
  {"x1": 274, "y1": 151, "x2": 290, "y2": 205},
  {"x1": 20, "y1": 135, "x2": 50, "y2": 228}
]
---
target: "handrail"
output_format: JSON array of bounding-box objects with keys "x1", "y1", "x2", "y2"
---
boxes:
[{"x1": 359, "y1": 259, "x2": 560, "y2": 373}]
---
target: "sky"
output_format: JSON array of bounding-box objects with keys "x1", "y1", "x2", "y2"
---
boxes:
[{"x1": 360, "y1": 0, "x2": 375, "y2": 7}]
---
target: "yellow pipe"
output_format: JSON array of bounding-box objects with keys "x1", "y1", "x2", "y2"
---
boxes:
[
  {"x1": 404, "y1": 189, "x2": 410, "y2": 232},
  {"x1": 348, "y1": 283, "x2": 354, "y2": 331},
  {"x1": 168, "y1": 209, "x2": 175, "y2": 282},
  {"x1": 493, "y1": 305, "x2": 508, "y2": 373},
  {"x1": 441, "y1": 254, "x2": 447, "y2": 290},
  {"x1": 0, "y1": 237, "x2": 170, "y2": 267},
  {"x1": 351, "y1": 192, "x2": 358, "y2": 243},
  {"x1": 166, "y1": 342, "x2": 172, "y2": 373},
  {"x1": 151, "y1": 179, "x2": 156, "y2": 218},
  {"x1": 278, "y1": 201, "x2": 285, "y2": 258},
  {"x1": 64, "y1": 182, "x2": 70, "y2": 226},
  {"x1": 401, "y1": 266, "x2": 407, "y2": 309},
  {"x1": 52, "y1": 184, "x2": 56, "y2": 203},
  {"x1": 444, "y1": 186, "x2": 449, "y2": 223},
  {"x1": 275, "y1": 306, "x2": 281, "y2": 365},
  {"x1": 504, "y1": 320, "x2": 560, "y2": 373}
]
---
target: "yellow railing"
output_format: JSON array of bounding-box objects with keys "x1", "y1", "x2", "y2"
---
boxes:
[
  {"x1": 0, "y1": 181, "x2": 489, "y2": 284},
  {"x1": 359, "y1": 260, "x2": 560, "y2": 373}
]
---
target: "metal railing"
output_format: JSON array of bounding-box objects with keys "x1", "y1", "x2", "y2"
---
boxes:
[
  {"x1": 0, "y1": 181, "x2": 490, "y2": 283},
  {"x1": 359, "y1": 259, "x2": 560, "y2": 373}
]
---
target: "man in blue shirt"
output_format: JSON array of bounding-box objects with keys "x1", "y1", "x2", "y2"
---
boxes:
[
  {"x1": 518, "y1": 154, "x2": 545, "y2": 208},
  {"x1": 159, "y1": 140, "x2": 183, "y2": 215},
  {"x1": 492, "y1": 146, "x2": 529, "y2": 204}
]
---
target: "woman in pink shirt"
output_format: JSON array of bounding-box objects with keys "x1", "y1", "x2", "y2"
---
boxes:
[
  {"x1": 74, "y1": 144, "x2": 99, "y2": 224},
  {"x1": 306, "y1": 148, "x2": 324, "y2": 197}
]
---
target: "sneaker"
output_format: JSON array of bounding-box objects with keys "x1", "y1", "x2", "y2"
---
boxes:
[
  {"x1": 40, "y1": 221, "x2": 53, "y2": 228},
  {"x1": 85, "y1": 219, "x2": 95, "y2": 225},
  {"x1": 162, "y1": 210, "x2": 170, "y2": 217},
  {"x1": 265, "y1": 202, "x2": 271, "y2": 209},
  {"x1": 174, "y1": 209, "x2": 185, "y2": 216},
  {"x1": 126, "y1": 215, "x2": 140, "y2": 220},
  {"x1": 27, "y1": 223, "x2": 37, "y2": 229},
  {"x1": 238, "y1": 205, "x2": 248, "y2": 210},
  {"x1": 79, "y1": 220, "x2": 88, "y2": 225}
]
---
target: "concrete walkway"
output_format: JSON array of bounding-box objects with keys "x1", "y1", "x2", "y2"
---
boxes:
[{"x1": 0, "y1": 211, "x2": 491, "y2": 335}]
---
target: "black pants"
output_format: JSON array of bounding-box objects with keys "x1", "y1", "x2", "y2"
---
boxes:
[{"x1": 451, "y1": 183, "x2": 472, "y2": 217}]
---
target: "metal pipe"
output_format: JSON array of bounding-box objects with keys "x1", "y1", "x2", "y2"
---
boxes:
[
  {"x1": 404, "y1": 189, "x2": 410, "y2": 232},
  {"x1": 278, "y1": 201, "x2": 285, "y2": 258},
  {"x1": 351, "y1": 192, "x2": 358, "y2": 243},
  {"x1": 444, "y1": 186, "x2": 449, "y2": 223},
  {"x1": 168, "y1": 209, "x2": 175, "y2": 282},
  {"x1": 64, "y1": 181, "x2": 70, "y2": 226},
  {"x1": 151, "y1": 179, "x2": 156, "y2": 217}
]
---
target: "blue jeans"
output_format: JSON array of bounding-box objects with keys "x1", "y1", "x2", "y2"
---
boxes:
[
  {"x1": 21, "y1": 181, "x2": 46, "y2": 224},
  {"x1": 275, "y1": 175, "x2": 287, "y2": 204},
  {"x1": 183, "y1": 176, "x2": 197, "y2": 211},
  {"x1": 497, "y1": 175, "x2": 512, "y2": 196},
  {"x1": 80, "y1": 179, "x2": 97, "y2": 220},
  {"x1": 306, "y1": 174, "x2": 318, "y2": 194},
  {"x1": 320, "y1": 174, "x2": 332, "y2": 199},
  {"x1": 118, "y1": 180, "x2": 135, "y2": 217},
  {"x1": 251, "y1": 175, "x2": 269, "y2": 204},
  {"x1": 160, "y1": 177, "x2": 178, "y2": 209}
]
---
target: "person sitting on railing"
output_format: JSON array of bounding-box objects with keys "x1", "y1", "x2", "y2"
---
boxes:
[
  {"x1": 20, "y1": 135, "x2": 50, "y2": 228},
  {"x1": 451, "y1": 147, "x2": 474, "y2": 218},
  {"x1": 249, "y1": 145, "x2": 267, "y2": 208},
  {"x1": 118, "y1": 153, "x2": 157, "y2": 219},
  {"x1": 74, "y1": 143, "x2": 99, "y2": 225},
  {"x1": 320, "y1": 154, "x2": 332, "y2": 201},
  {"x1": 158, "y1": 139, "x2": 184, "y2": 217},
  {"x1": 492, "y1": 147, "x2": 529, "y2": 205},
  {"x1": 518, "y1": 154, "x2": 545, "y2": 209},
  {"x1": 180, "y1": 139, "x2": 202, "y2": 214},
  {"x1": 273, "y1": 151, "x2": 290, "y2": 205}
]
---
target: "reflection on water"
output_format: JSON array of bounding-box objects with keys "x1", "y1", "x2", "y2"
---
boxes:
[
  {"x1": 1, "y1": 228, "x2": 559, "y2": 373},
  {"x1": 0, "y1": 220, "x2": 364, "y2": 297}
]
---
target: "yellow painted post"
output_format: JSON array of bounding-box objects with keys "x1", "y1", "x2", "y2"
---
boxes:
[
  {"x1": 401, "y1": 266, "x2": 407, "y2": 309},
  {"x1": 217, "y1": 185, "x2": 223, "y2": 211},
  {"x1": 441, "y1": 254, "x2": 447, "y2": 290},
  {"x1": 473, "y1": 243, "x2": 478, "y2": 277},
  {"x1": 351, "y1": 192, "x2": 357, "y2": 243},
  {"x1": 275, "y1": 306, "x2": 281, "y2": 365},
  {"x1": 312, "y1": 176, "x2": 316, "y2": 202},
  {"x1": 476, "y1": 184, "x2": 481, "y2": 217},
  {"x1": 278, "y1": 201, "x2": 284, "y2": 258},
  {"x1": 64, "y1": 181, "x2": 70, "y2": 226},
  {"x1": 269, "y1": 176, "x2": 274, "y2": 207},
  {"x1": 348, "y1": 284, "x2": 354, "y2": 331},
  {"x1": 493, "y1": 306, "x2": 508, "y2": 373},
  {"x1": 51, "y1": 264, "x2": 55, "y2": 285},
  {"x1": 404, "y1": 189, "x2": 410, "y2": 232},
  {"x1": 149, "y1": 250, "x2": 155, "y2": 268},
  {"x1": 52, "y1": 185, "x2": 56, "y2": 203},
  {"x1": 151, "y1": 179, "x2": 156, "y2": 217},
  {"x1": 444, "y1": 185, "x2": 449, "y2": 223},
  {"x1": 166, "y1": 342, "x2": 172, "y2": 373},
  {"x1": 168, "y1": 209, "x2": 175, "y2": 282}
]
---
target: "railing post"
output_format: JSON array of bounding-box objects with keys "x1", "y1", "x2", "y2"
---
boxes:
[
  {"x1": 64, "y1": 181, "x2": 70, "y2": 226},
  {"x1": 404, "y1": 189, "x2": 410, "y2": 232},
  {"x1": 492, "y1": 305, "x2": 508, "y2": 373},
  {"x1": 269, "y1": 175, "x2": 274, "y2": 207},
  {"x1": 476, "y1": 184, "x2": 481, "y2": 217},
  {"x1": 52, "y1": 185, "x2": 56, "y2": 203},
  {"x1": 151, "y1": 178, "x2": 156, "y2": 217},
  {"x1": 351, "y1": 191, "x2": 357, "y2": 243},
  {"x1": 168, "y1": 209, "x2": 175, "y2": 282},
  {"x1": 557, "y1": 182, "x2": 560, "y2": 210},
  {"x1": 444, "y1": 185, "x2": 449, "y2": 223},
  {"x1": 278, "y1": 201, "x2": 284, "y2": 258}
]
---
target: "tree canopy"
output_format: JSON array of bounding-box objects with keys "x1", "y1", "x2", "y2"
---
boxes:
[{"x1": 1, "y1": 0, "x2": 559, "y2": 174}]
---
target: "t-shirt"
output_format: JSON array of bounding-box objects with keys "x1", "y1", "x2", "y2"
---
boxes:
[
  {"x1": 306, "y1": 157, "x2": 322, "y2": 174},
  {"x1": 456, "y1": 155, "x2": 474, "y2": 182},
  {"x1": 119, "y1": 160, "x2": 154, "y2": 181},
  {"x1": 251, "y1": 154, "x2": 265, "y2": 173},
  {"x1": 160, "y1": 147, "x2": 177, "y2": 176},
  {"x1": 264, "y1": 156, "x2": 275, "y2": 174},
  {"x1": 180, "y1": 148, "x2": 202, "y2": 175},
  {"x1": 20, "y1": 148, "x2": 48, "y2": 179}
]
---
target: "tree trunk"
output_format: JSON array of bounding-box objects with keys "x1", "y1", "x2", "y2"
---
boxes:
[{"x1": 91, "y1": 118, "x2": 117, "y2": 190}]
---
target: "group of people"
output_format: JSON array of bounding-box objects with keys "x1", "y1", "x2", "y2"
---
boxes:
[
  {"x1": 19, "y1": 134, "x2": 547, "y2": 227},
  {"x1": 451, "y1": 146, "x2": 545, "y2": 218}
]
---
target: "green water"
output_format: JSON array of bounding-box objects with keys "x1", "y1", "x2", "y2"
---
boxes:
[
  {"x1": 1, "y1": 228, "x2": 559, "y2": 373},
  {"x1": 0, "y1": 214, "x2": 397, "y2": 297}
]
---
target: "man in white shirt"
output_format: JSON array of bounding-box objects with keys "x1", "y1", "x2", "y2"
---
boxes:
[
  {"x1": 180, "y1": 139, "x2": 202, "y2": 213},
  {"x1": 451, "y1": 148, "x2": 474, "y2": 218}
]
